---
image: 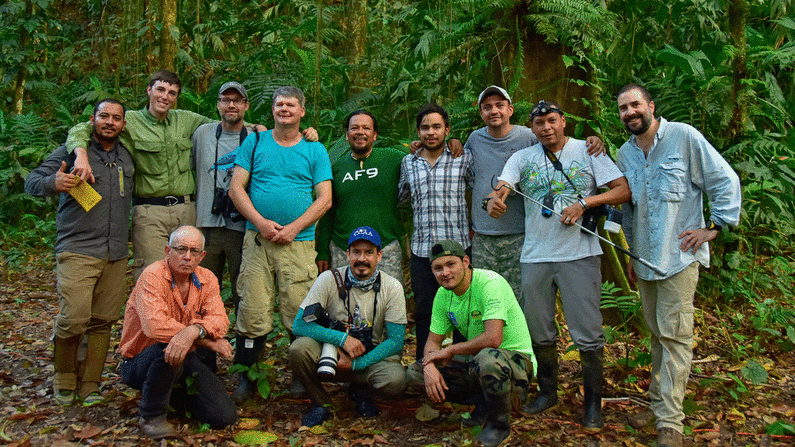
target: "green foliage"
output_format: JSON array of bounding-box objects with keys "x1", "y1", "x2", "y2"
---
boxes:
[
  {"x1": 227, "y1": 362, "x2": 276, "y2": 400},
  {"x1": 766, "y1": 420, "x2": 795, "y2": 436},
  {"x1": 740, "y1": 359, "x2": 768, "y2": 385}
]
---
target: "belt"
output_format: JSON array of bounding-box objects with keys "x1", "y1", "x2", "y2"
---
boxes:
[{"x1": 133, "y1": 195, "x2": 193, "y2": 207}]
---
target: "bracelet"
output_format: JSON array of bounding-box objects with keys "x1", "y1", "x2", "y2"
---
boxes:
[
  {"x1": 481, "y1": 197, "x2": 493, "y2": 211},
  {"x1": 577, "y1": 197, "x2": 589, "y2": 210},
  {"x1": 707, "y1": 220, "x2": 723, "y2": 232}
]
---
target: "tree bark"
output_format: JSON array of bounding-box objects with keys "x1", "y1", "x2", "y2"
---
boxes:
[
  {"x1": 728, "y1": 0, "x2": 749, "y2": 142},
  {"x1": 343, "y1": 0, "x2": 368, "y2": 95},
  {"x1": 159, "y1": 0, "x2": 177, "y2": 71}
]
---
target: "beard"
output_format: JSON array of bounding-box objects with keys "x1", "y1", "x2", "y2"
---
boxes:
[{"x1": 624, "y1": 112, "x2": 653, "y2": 135}]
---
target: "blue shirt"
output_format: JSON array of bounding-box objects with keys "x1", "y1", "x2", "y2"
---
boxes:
[
  {"x1": 616, "y1": 118, "x2": 742, "y2": 280},
  {"x1": 234, "y1": 130, "x2": 332, "y2": 241}
]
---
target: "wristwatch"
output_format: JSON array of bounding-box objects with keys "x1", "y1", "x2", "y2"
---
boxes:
[
  {"x1": 481, "y1": 197, "x2": 493, "y2": 211},
  {"x1": 706, "y1": 220, "x2": 723, "y2": 232},
  {"x1": 195, "y1": 324, "x2": 207, "y2": 339}
]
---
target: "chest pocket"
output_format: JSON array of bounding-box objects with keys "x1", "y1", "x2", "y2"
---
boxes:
[
  {"x1": 659, "y1": 159, "x2": 686, "y2": 202},
  {"x1": 133, "y1": 141, "x2": 164, "y2": 175},
  {"x1": 175, "y1": 139, "x2": 192, "y2": 173}
]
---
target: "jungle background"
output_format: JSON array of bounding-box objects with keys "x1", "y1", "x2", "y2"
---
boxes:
[{"x1": 1, "y1": 0, "x2": 794, "y2": 446}]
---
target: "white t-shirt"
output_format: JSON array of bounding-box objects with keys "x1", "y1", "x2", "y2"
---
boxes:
[{"x1": 498, "y1": 138, "x2": 623, "y2": 263}]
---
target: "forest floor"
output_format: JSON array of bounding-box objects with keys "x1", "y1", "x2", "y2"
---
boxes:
[{"x1": 1, "y1": 255, "x2": 794, "y2": 447}]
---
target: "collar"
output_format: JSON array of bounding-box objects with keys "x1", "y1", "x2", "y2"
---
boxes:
[
  {"x1": 410, "y1": 142, "x2": 450, "y2": 160},
  {"x1": 629, "y1": 117, "x2": 667, "y2": 152},
  {"x1": 142, "y1": 106, "x2": 171, "y2": 125},
  {"x1": 169, "y1": 270, "x2": 203, "y2": 291}
]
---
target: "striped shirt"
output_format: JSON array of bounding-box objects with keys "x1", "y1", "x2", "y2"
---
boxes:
[{"x1": 398, "y1": 144, "x2": 474, "y2": 257}]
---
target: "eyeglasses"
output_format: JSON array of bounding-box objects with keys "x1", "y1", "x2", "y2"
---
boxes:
[
  {"x1": 530, "y1": 100, "x2": 563, "y2": 119},
  {"x1": 218, "y1": 98, "x2": 247, "y2": 106},
  {"x1": 170, "y1": 246, "x2": 203, "y2": 256}
]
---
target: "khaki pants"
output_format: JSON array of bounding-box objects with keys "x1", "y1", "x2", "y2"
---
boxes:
[
  {"x1": 55, "y1": 252, "x2": 127, "y2": 338},
  {"x1": 235, "y1": 231, "x2": 318, "y2": 337},
  {"x1": 288, "y1": 336, "x2": 407, "y2": 407},
  {"x1": 637, "y1": 262, "x2": 699, "y2": 433},
  {"x1": 131, "y1": 201, "x2": 197, "y2": 280}
]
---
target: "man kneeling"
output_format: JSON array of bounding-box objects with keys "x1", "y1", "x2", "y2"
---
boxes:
[
  {"x1": 119, "y1": 226, "x2": 237, "y2": 439},
  {"x1": 408, "y1": 240, "x2": 536, "y2": 447},
  {"x1": 289, "y1": 226, "x2": 407, "y2": 427}
]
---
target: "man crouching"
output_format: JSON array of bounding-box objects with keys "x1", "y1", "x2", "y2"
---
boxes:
[
  {"x1": 408, "y1": 240, "x2": 536, "y2": 447},
  {"x1": 289, "y1": 226, "x2": 408, "y2": 427},
  {"x1": 119, "y1": 225, "x2": 237, "y2": 438}
]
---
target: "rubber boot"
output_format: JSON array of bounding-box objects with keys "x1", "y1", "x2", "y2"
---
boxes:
[
  {"x1": 78, "y1": 328, "x2": 112, "y2": 405},
  {"x1": 53, "y1": 335, "x2": 81, "y2": 406},
  {"x1": 522, "y1": 344, "x2": 558, "y2": 414},
  {"x1": 232, "y1": 335, "x2": 265, "y2": 403},
  {"x1": 476, "y1": 392, "x2": 512, "y2": 447},
  {"x1": 580, "y1": 347, "x2": 604, "y2": 428}
]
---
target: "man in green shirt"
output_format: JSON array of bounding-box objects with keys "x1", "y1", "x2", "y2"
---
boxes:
[
  {"x1": 315, "y1": 111, "x2": 406, "y2": 283},
  {"x1": 407, "y1": 240, "x2": 535, "y2": 447},
  {"x1": 67, "y1": 70, "x2": 214, "y2": 278}
]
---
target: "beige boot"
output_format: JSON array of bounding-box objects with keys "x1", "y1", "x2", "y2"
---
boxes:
[
  {"x1": 53, "y1": 335, "x2": 81, "y2": 406},
  {"x1": 78, "y1": 329, "x2": 111, "y2": 406}
]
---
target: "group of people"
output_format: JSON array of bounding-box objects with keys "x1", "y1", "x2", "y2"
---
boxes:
[{"x1": 26, "y1": 68, "x2": 741, "y2": 447}]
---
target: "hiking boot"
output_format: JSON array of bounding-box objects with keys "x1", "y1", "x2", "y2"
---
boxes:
[
  {"x1": 462, "y1": 402, "x2": 487, "y2": 427},
  {"x1": 301, "y1": 406, "x2": 330, "y2": 427},
  {"x1": 522, "y1": 344, "x2": 558, "y2": 415},
  {"x1": 78, "y1": 329, "x2": 111, "y2": 406},
  {"x1": 657, "y1": 427, "x2": 683, "y2": 447},
  {"x1": 139, "y1": 415, "x2": 178, "y2": 439},
  {"x1": 349, "y1": 385, "x2": 380, "y2": 417},
  {"x1": 79, "y1": 381, "x2": 103, "y2": 406},
  {"x1": 53, "y1": 335, "x2": 81, "y2": 406},
  {"x1": 232, "y1": 335, "x2": 265, "y2": 403},
  {"x1": 476, "y1": 393, "x2": 511, "y2": 447},
  {"x1": 628, "y1": 409, "x2": 655, "y2": 429}
]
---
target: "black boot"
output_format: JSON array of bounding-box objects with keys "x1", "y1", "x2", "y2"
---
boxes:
[
  {"x1": 522, "y1": 344, "x2": 558, "y2": 414},
  {"x1": 580, "y1": 347, "x2": 604, "y2": 428},
  {"x1": 231, "y1": 335, "x2": 265, "y2": 403},
  {"x1": 476, "y1": 392, "x2": 511, "y2": 447}
]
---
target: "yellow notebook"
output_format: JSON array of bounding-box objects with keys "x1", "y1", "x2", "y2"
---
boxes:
[{"x1": 68, "y1": 181, "x2": 102, "y2": 212}]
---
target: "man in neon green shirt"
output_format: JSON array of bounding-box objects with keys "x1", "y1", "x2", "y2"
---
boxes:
[{"x1": 408, "y1": 240, "x2": 535, "y2": 447}]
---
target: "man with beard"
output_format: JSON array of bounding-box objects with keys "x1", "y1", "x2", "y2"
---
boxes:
[
  {"x1": 407, "y1": 240, "x2": 535, "y2": 447},
  {"x1": 191, "y1": 82, "x2": 251, "y2": 307},
  {"x1": 398, "y1": 103, "x2": 474, "y2": 360},
  {"x1": 119, "y1": 226, "x2": 237, "y2": 439},
  {"x1": 25, "y1": 99, "x2": 133, "y2": 406},
  {"x1": 315, "y1": 111, "x2": 406, "y2": 283},
  {"x1": 289, "y1": 226, "x2": 407, "y2": 427},
  {"x1": 487, "y1": 100, "x2": 630, "y2": 428},
  {"x1": 615, "y1": 84, "x2": 741, "y2": 447},
  {"x1": 229, "y1": 86, "x2": 333, "y2": 401}
]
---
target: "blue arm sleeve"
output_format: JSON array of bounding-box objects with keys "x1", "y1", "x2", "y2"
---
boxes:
[
  {"x1": 351, "y1": 322, "x2": 405, "y2": 371},
  {"x1": 292, "y1": 307, "x2": 348, "y2": 347}
]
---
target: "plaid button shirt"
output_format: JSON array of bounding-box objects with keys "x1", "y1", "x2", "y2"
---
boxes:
[{"x1": 398, "y1": 144, "x2": 474, "y2": 257}]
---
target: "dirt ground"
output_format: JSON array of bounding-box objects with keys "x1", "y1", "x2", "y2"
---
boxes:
[{"x1": 1, "y1": 264, "x2": 793, "y2": 447}]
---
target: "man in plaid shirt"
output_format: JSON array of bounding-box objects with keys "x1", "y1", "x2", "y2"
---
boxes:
[{"x1": 399, "y1": 103, "x2": 474, "y2": 360}]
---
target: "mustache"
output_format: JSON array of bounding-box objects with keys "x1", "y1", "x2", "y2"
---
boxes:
[{"x1": 354, "y1": 261, "x2": 371, "y2": 269}]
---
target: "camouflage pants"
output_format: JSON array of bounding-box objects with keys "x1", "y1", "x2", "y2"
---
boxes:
[
  {"x1": 471, "y1": 233, "x2": 523, "y2": 301},
  {"x1": 329, "y1": 239, "x2": 404, "y2": 285},
  {"x1": 408, "y1": 348, "x2": 533, "y2": 403}
]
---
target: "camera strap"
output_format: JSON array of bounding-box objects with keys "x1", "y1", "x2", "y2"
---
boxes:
[
  {"x1": 214, "y1": 123, "x2": 257, "y2": 188},
  {"x1": 542, "y1": 144, "x2": 583, "y2": 199},
  {"x1": 334, "y1": 267, "x2": 379, "y2": 325}
]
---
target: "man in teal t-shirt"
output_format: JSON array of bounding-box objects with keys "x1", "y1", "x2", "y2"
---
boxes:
[
  {"x1": 407, "y1": 240, "x2": 535, "y2": 447},
  {"x1": 315, "y1": 111, "x2": 406, "y2": 283},
  {"x1": 228, "y1": 86, "x2": 332, "y2": 402}
]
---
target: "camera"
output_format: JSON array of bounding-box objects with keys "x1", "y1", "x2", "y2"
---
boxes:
[
  {"x1": 211, "y1": 186, "x2": 244, "y2": 222},
  {"x1": 581, "y1": 204, "x2": 623, "y2": 234},
  {"x1": 303, "y1": 303, "x2": 346, "y2": 380},
  {"x1": 348, "y1": 325, "x2": 375, "y2": 353},
  {"x1": 541, "y1": 192, "x2": 554, "y2": 218}
]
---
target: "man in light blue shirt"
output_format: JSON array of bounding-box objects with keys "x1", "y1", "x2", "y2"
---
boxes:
[{"x1": 615, "y1": 84, "x2": 741, "y2": 447}]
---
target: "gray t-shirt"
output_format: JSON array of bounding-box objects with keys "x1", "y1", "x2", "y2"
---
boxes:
[
  {"x1": 465, "y1": 125, "x2": 538, "y2": 235},
  {"x1": 192, "y1": 123, "x2": 247, "y2": 232},
  {"x1": 499, "y1": 138, "x2": 623, "y2": 263}
]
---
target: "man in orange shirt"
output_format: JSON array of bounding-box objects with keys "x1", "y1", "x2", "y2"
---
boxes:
[{"x1": 119, "y1": 226, "x2": 236, "y2": 439}]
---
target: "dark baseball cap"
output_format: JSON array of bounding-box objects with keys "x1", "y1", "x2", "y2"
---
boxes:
[
  {"x1": 218, "y1": 81, "x2": 248, "y2": 100},
  {"x1": 430, "y1": 240, "x2": 467, "y2": 263}
]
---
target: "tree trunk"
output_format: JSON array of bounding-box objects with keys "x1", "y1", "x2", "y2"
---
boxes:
[
  {"x1": 728, "y1": 0, "x2": 749, "y2": 142},
  {"x1": 159, "y1": 0, "x2": 178, "y2": 71},
  {"x1": 13, "y1": 68, "x2": 27, "y2": 115},
  {"x1": 343, "y1": 0, "x2": 368, "y2": 95}
]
